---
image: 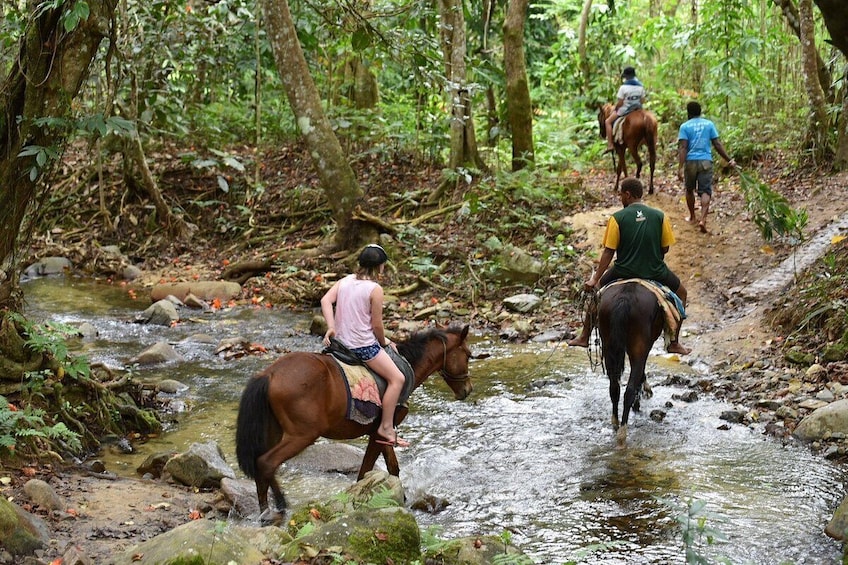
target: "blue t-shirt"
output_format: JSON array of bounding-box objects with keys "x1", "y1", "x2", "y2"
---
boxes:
[{"x1": 678, "y1": 117, "x2": 720, "y2": 161}]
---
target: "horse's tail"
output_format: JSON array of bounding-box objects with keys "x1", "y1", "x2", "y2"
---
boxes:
[
  {"x1": 604, "y1": 298, "x2": 630, "y2": 379},
  {"x1": 235, "y1": 374, "x2": 271, "y2": 479}
]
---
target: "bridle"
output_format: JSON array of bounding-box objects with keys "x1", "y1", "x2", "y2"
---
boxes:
[{"x1": 438, "y1": 336, "x2": 471, "y2": 383}]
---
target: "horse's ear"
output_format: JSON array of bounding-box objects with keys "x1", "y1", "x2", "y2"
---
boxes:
[{"x1": 460, "y1": 325, "x2": 469, "y2": 340}]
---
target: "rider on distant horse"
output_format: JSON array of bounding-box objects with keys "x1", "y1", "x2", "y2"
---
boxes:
[
  {"x1": 605, "y1": 67, "x2": 646, "y2": 153},
  {"x1": 567, "y1": 177, "x2": 691, "y2": 355}
]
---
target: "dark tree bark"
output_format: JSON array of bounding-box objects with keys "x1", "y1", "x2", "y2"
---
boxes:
[
  {"x1": 0, "y1": 0, "x2": 117, "y2": 312},
  {"x1": 813, "y1": 0, "x2": 848, "y2": 57},
  {"x1": 773, "y1": 0, "x2": 833, "y2": 102},
  {"x1": 504, "y1": 0, "x2": 534, "y2": 171},
  {"x1": 798, "y1": 0, "x2": 830, "y2": 157}
]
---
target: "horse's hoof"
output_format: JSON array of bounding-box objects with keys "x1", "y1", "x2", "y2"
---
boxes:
[{"x1": 258, "y1": 508, "x2": 283, "y2": 526}]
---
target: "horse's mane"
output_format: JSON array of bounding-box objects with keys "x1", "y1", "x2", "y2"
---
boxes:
[{"x1": 396, "y1": 326, "x2": 461, "y2": 367}]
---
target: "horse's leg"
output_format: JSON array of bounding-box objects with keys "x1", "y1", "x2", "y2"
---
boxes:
[
  {"x1": 609, "y1": 374, "x2": 621, "y2": 430},
  {"x1": 618, "y1": 347, "x2": 649, "y2": 447},
  {"x1": 629, "y1": 144, "x2": 643, "y2": 182},
  {"x1": 615, "y1": 147, "x2": 627, "y2": 192},
  {"x1": 255, "y1": 434, "x2": 317, "y2": 520}
]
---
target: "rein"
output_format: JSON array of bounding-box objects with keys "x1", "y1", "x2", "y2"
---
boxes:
[
  {"x1": 582, "y1": 289, "x2": 603, "y2": 372},
  {"x1": 437, "y1": 336, "x2": 470, "y2": 383}
]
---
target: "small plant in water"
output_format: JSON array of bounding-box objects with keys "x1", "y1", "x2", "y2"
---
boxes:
[{"x1": 669, "y1": 497, "x2": 730, "y2": 564}]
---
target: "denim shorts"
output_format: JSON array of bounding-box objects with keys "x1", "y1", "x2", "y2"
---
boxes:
[{"x1": 350, "y1": 343, "x2": 382, "y2": 362}]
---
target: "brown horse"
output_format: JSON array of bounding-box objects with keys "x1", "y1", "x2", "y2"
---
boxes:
[
  {"x1": 235, "y1": 325, "x2": 472, "y2": 520},
  {"x1": 597, "y1": 282, "x2": 663, "y2": 446},
  {"x1": 598, "y1": 103, "x2": 658, "y2": 194}
]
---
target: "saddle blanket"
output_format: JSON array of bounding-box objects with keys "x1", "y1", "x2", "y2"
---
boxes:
[
  {"x1": 601, "y1": 278, "x2": 685, "y2": 349},
  {"x1": 325, "y1": 346, "x2": 414, "y2": 425}
]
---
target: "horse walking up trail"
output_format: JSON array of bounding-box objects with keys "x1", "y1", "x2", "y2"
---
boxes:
[
  {"x1": 598, "y1": 104, "x2": 658, "y2": 194},
  {"x1": 597, "y1": 282, "x2": 663, "y2": 446},
  {"x1": 235, "y1": 325, "x2": 472, "y2": 521}
]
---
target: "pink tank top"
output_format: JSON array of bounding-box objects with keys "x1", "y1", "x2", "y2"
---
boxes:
[{"x1": 334, "y1": 274, "x2": 380, "y2": 348}]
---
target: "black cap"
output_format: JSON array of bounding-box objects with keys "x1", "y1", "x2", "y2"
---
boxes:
[
  {"x1": 358, "y1": 244, "x2": 388, "y2": 268},
  {"x1": 621, "y1": 67, "x2": 636, "y2": 78}
]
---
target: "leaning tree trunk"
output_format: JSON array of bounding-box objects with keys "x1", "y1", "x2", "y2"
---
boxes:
[
  {"x1": 260, "y1": 0, "x2": 366, "y2": 249},
  {"x1": 0, "y1": 0, "x2": 117, "y2": 313},
  {"x1": 798, "y1": 0, "x2": 830, "y2": 159},
  {"x1": 504, "y1": 0, "x2": 534, "y2": 171}
]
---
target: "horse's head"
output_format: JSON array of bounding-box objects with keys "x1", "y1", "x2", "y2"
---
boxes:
[{"x1": 440, "y1": 325, "x2": 473, "y2": 400}]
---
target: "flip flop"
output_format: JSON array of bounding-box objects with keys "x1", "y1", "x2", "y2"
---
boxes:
[{"x1": 374, "y1": 434, "x2": 410, "y2": 448}]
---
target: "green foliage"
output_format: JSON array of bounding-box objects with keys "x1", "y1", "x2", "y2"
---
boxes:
[
  {"x1": 665, "y1": 497, "x2": 731, "y2": 564},
  {"x1": 737, "y1": 171, "x2": 808, "y2": 244},
  {"x1": 0, "y1": 394, "x2": 81, "y2": 456}
]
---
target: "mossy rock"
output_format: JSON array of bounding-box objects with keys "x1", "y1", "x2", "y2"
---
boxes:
[
  {"x1": 0, "y1": 497, "x2": 47, "y2": 555},
  {"x1": 283, "y1": 506, "x2": 421, "y2": 563},
  {"x1": 423, "y1": 534, "x2": 533, "y2": 564},
  {"x1": 823, "y1": 331, "x2": 848, "y2": 362},
  {"x1": 784, "y1": 346, "x2": 815, "y2": 366}
]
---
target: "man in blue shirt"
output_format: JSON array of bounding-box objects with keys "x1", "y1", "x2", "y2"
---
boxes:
[{"x1": 677, "y1": 101, "x2": 736, "y2": 233}]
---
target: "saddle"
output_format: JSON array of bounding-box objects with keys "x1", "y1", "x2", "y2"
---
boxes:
[
  {"x1": 600, "y1": 279, "x2": 686, "y2": 348},
  {"x1": 323, "y1": 338, "x2": 415, "y2": 424}
]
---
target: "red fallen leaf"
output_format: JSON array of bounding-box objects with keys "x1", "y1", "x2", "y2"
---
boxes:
[
  {"x1": 309, "y1": 508, "x2": 321, "y2": 519},
  {"x1": 211, "y1": 298, "x2": 222, "y2": 310},
  {"x1": 22, "y1": 467, "x2": 37, "y2": 477},
  {"x1": 7, "y1": 403, "x2": 17, "y2": 411},
  {"x1": 131, "y1": 553, "x2": 144, "y2": 561},
  {"x1": 473, "y1": 538, "x2": 483, "y2": 548},
  {"x1": 66, "y1": 508, "x2": 79, "y2": 518},
  {"x1": 188, "y1": 510, "x2": 202, "y2": 520},
  {"x1": 50, "y1": 558, "x2": 63, "y2": 565},
  {"x1": 374, "y1": 531, "x2": 388, "y2": 541}
]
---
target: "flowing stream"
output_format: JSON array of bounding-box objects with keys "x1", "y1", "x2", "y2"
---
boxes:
[{"x1": 23, "y1": 277, "x2": 845, "y2": 564}]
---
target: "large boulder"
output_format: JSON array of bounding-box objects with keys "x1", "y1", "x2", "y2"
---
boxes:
[
  {"x1": 0, "y1": 496, "x2": 50, "y2": 556},
  {"x1": 150, "y1": 281, "x2": 242, "y2": 303},
  {"x1": 114, "y1": 518, "x2": 280, "y2": 565},
  {"x1": 163, "y1": 441, "x2": 236, "y2": 488},
  {"x1": 793, "y1": 398, "x2": 848, "y2": 441}
]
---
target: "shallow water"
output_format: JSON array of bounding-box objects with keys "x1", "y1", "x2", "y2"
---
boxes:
[{"x1": 23, "y1": 278, "x2": 845, "y2": 564}]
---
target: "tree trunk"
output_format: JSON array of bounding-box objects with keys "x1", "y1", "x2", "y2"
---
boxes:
[
  {"x1": 260, "y1": 0, "x2": 366, "y2": 249},
  {"x1": 0, "y1": 0, "x2": 117, "y2": 312},
  {"x1": 813, "y1": 0, "x2": 848, "y2": 57},
  {"x1": 438, "y1": 0, "x2": 486, "y2": 173},
  {"x1": 773, "y1": 0, "x2": 833, "y2": 102},
  {"x1": 504, "y1": 0, "x2": 534, "y2": 171},
  {"x1": 798, "y1": 0, "x2": 830, "y2": 157},
  {"x1": 577, "y1": 0, "x2": 592, "y2": 94}
]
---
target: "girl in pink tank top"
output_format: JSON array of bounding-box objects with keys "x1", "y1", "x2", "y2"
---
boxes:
[{"x1": 320, "y1": 244, "x2": 410, "y2": 448}]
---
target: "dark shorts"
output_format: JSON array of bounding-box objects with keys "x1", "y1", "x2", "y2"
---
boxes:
[
  {"x1": 601, "y1": 266, "x2": 682, "y2": 294},
  {"x1": 350, "y1": 343, "x2": 382, "y2": 362},
  {"x1": 683, "y1": 160, "x2": 713, "y2": 196}
]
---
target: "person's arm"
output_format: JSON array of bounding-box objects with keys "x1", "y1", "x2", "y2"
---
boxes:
[
  {"x1": 586, "y1": 247, "x2": 616, "y2": 290},
  {"x1": 320, "y1": 281, "x2": 340, "y2": 345},
  {"x1": 677, "y1": 139, "x2": 688, "y2": 181},
  {"x1": 711, "y1": 138, "x2": 737, "y2": 167},
  {"x1": 369, "y1": 285, "x2": 389, "y2": 347}
]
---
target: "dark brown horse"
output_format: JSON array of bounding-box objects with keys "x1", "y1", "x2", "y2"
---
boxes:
[
  {"x1": 598, "y1": 103, "x2": 658, "y2": 194},
  {"x1": 597, "y1": 282, "x2": 663, "y2": 446},
  {"x1": 235, "y1": 325, "x2": 472, "y2": 520}
]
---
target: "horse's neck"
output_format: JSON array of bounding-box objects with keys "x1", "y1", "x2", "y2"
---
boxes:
[{"x1": 411, "y1": 339, "x2": 446, "y2": 387}]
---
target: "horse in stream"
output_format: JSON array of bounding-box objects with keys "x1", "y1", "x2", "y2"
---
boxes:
[
  {"x1": 598, "y1": 103, "x2": 657, "y2": 194},
  {"x1": 235, "y1": 325, "x2": 472, "y2": 520},
  {"x1": 597, "y1": 282, "x2": 663, "y2": 446}
]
